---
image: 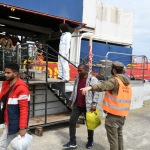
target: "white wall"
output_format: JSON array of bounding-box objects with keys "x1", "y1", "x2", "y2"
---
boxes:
[
  {"x1": 82, "y1": 0, "x2": 133, "y2": 45},
  {"x1": 143, "y1": 81, "x2": 150, "y2": 101},
  {"x1": 130, "y1": 82, "x2": 144, "y2": 109},
  {"x1": 70, "y1": 30, "x2": 81, "y2": 66}
]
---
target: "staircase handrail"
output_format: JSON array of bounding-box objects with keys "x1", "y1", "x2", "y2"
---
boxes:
[{"x1": 45, "y1": 44, "x2": 77, "y2": 68}]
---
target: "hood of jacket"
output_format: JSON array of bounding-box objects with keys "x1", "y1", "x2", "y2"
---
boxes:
[
  {"x1": 115, "y1": 74, "x2": 130, "y2": 85},
  {"x1": 15, "y1": 78, "x2": 28, "y2": 87},
  {"x1": 3, "y1": 78, "x2": 28, "y2": 90}
]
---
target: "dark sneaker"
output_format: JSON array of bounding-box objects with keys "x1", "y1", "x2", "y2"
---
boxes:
[
  {"x1": 63, "y1": 141, "x2": 77, "y2": 149},
  {"x1": 86, "y1": 141, "x2": 93, "y2": 149}
]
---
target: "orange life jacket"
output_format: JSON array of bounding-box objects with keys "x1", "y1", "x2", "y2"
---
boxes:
[{"x1": 102, "y1": 77, "x2": 132, "y2": 116}]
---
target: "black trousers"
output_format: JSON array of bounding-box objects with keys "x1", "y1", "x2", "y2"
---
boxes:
[{"x1": 69, "y1": 105, "x2": 94, "y2": 143}]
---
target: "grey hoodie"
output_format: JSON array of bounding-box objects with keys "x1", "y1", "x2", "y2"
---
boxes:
[{"x1": 69, "y1": 73, "x2": 99, "y2": 111}]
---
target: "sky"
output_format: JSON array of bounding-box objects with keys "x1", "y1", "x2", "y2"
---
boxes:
[{"x1": 100, "y1": 0, "x2": 150, "y2": 59}]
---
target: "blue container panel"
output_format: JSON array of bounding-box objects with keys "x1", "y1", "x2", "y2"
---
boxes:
[
  {"x1": 1, "y1": 0, "x2": 83, "y2": 22},
  {"x1": 80, "y1": 40, "x2": 132, "y2": 72}
]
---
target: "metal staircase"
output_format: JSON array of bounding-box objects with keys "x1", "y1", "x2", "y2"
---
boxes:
[
  {"x1": 0, "y1": 43, "x2": 78, "y2": 127},
  {"x1": 47, "y1": 82, "x2": 72, "y2": 111},
  {"x1": 42, "y1": 44, "x2": 76, "y2": 111}
]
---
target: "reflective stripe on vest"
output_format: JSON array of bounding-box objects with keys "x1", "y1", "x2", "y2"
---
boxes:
[
  {"x1": 105, "y1": 92, "x2": 131, "y2": 103},
  {"x1": 102, "y1": 77, "x2": 132, "y2": 116},
  {"x1": 103, "y1": 101, "x2": 130, "y2": 111}
]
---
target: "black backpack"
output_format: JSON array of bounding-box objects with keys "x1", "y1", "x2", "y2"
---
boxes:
[{"x1": 0, "y1": 84, "x2": 15, "y2": 124}]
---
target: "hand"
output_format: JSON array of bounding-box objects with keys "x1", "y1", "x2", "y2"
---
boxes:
[
  {"x1": 80, "y1": 86, "x2": 92, "y2": 95},
  {"x1": 18, "y1": 129, "x2": 27, "y2": 136},
  {"x1": 67, "y1": 100, "x2": 72, "y2": 108}
]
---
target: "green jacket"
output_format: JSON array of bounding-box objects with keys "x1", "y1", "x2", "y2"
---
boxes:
[{"x1": 91, "y1": 74, "x2": 130, "y2": 95}]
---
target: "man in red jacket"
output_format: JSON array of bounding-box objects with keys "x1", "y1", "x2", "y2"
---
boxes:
[{"x1": 0, "y1": 63, "x2": 30, "y2": 149}]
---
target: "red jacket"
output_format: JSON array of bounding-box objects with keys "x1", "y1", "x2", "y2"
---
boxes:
[{"x1": 0, "y1": 78, "x2": 30, "y2": 134}]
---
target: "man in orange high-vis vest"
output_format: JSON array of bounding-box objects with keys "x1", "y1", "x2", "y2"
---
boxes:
[{"x1": 80, "y1": 61, "x2": 132, "y2": 150}]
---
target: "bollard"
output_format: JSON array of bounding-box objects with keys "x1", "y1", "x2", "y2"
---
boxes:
[{"x1": 35, "y1": 126, "x2": 43, "y2": 136}]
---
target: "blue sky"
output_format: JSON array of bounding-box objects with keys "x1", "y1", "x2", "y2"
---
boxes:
[{"x1": 100, "y1": 0, "x2": 150, "y2": 59}]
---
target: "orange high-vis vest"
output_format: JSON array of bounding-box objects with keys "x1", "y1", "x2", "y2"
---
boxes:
[{"x1": 102, "y1": 77, "x2": 132, "y2": 116}]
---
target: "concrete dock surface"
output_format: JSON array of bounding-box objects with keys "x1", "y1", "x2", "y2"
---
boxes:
[{"x1": 4, "y1": 100, "x2": 150, "y2": 150}]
